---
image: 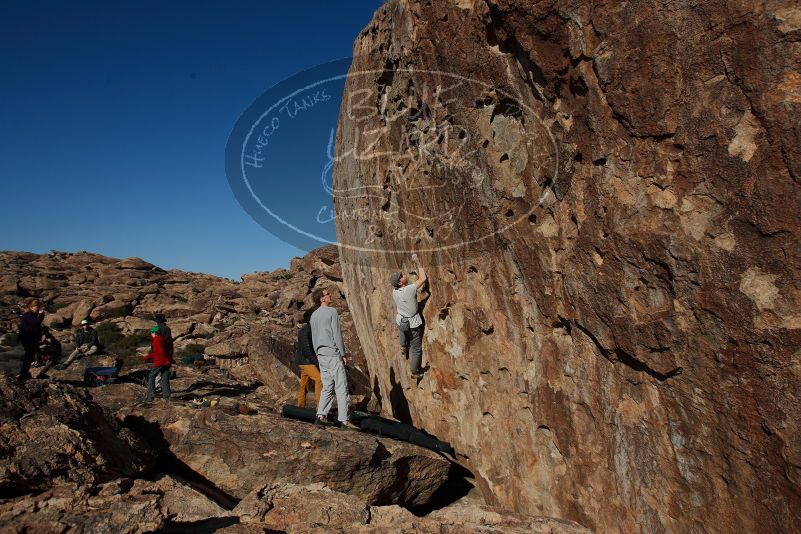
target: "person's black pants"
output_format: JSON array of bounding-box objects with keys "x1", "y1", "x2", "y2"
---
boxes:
[
  {"x1": 145, "y1": 365, "x2": 171, "y2": 401},
  {"x1": 19, "y1": 343, "x2": 36, "y2": 380}
]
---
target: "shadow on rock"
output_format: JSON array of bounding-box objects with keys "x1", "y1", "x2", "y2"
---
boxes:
[
  {"x1": 408, "y1": 460, "x2": 477, "y2": 516},
  {"x1": 121, "y1": 414, "x2": 241, "y2": 510},
  {"x1": 388, "y1": 367, "x2": 412, "y2": 424}
]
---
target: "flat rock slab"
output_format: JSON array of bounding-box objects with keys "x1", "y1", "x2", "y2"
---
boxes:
[
  {"x1": 86, "y1": 364, "x2": 263, "y2": 412},
  {"x1": 116, "y1": 403, "x2": 451, "y2": 508}
]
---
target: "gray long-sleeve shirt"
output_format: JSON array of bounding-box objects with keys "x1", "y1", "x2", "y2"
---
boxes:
[{"x1": 310, "y1": 306, "x2": 345, "y2": 358}]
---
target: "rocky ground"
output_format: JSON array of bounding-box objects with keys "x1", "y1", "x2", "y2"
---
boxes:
[
  {"x1": 0, "y1": 366, "x2": 587, "y2": 533},
  {"x1": 0, "y1": 248, "x2": 587, "y2": 532}
]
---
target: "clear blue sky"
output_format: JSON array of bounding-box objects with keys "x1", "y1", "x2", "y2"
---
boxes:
[{"x1": 0, "y1": 1, "x2": 383, "y2": 279}]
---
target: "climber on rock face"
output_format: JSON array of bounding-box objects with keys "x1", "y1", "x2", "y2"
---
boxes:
[{"x1": 389, "y1": 252, "x2": 427, "y2": 379}]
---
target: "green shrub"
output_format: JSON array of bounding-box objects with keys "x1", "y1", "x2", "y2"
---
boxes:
[{"x1": 96, "y1": 322, "x2": 151, "y2": 364}]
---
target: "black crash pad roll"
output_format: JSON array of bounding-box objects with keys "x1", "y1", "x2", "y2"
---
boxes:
[
  {"x1": 358, "y1": 416, "x2": 454, "y2": 456},
  {"x1": 281, "y1": 404, "x2": 318, "y2": 423},
  {"x1": 281, "y1": 405, "x2": 455, "y2": 456}
]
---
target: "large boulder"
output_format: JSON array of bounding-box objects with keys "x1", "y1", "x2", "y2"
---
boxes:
[
  {"x1": 70, "y1": 300, "x2": 94, "y2": 325},
  {"x1": 122, "y1": 315, "x2": 155, "y2": 332},
  {"x1": 204, "y1": 340, "x2": 245, "y2": 359},
  {"x1": 333, "y1": 0, "x2": 801, "y2": 532},
  {"x1": 89, "y1": 298, "x2": 131, "y2": 321},
  {"x1": 116, "y1": 403, "x2": 451, "y2": 507},
  {"x1": 234, "y1": 326, "x2": 298, "y2": 400},
  {"x1": 42, "y1": 301, "x2": 78, "y2": 328},
  {"x1": 0, "y1": 376, "x2": 155, "y2": 496},
  {"x1": 118, "y1": 257, "x2": 157, "y2": 271}
]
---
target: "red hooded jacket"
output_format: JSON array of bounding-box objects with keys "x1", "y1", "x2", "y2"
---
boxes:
[{"x1": 144, "y1": 334, "x2": 173, "y2": 367}]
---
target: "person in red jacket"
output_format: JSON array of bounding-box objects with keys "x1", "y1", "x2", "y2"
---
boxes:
[{"x1": 143, "y1": 325, "x2": 174, "y2": 402}]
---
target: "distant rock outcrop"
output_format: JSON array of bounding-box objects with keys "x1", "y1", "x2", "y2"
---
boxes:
[
  {"x1": 0, "y1": 245, "x2": 369, "y2": 400},
  {"x1": 334, "y1": 0, "x2": 801, "y2": 531}
]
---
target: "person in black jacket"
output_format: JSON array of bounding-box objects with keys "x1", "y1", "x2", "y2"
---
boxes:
[
  {"x1": 17, "y1": 299, "x2": 44, "y2": 381},
  {"x1": 294, "y1": 309, "x2": 321, "y2": 407}
]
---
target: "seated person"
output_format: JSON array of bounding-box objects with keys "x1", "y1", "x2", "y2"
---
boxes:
[
  {"x1": 36, "y1": 327, "x2": 62, "y2": 378},
  {"x1": 59, "y1": 319, "x2": 100, "y2": 369}
]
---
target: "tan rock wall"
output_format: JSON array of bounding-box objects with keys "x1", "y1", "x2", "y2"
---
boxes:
[{"x1": 334, "y1": 0, "x2": 801, "y2": 531}]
